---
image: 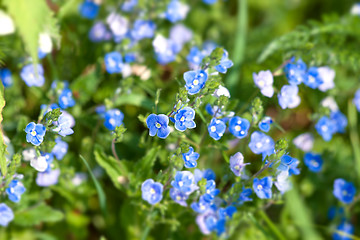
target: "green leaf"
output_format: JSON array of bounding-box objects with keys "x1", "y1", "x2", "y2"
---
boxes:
[
  {"x1": 71, "y1": 67, "x2": 101, "y2": 105},
  {"x1": 115, "y1": 93, "x2": 154, "y2": 111},
  {"x1": 135, "y1": 146, "x2": 160, "y2": 179},
  {"x1": 348, "y1": 100, "x2": 360, "y2": 180},
  {"x1": 0, "y1": 82, "x2": 7, "y2": 176},
  {"x1": 13, "y1": 202, "x2": 64, "y2": 226}
]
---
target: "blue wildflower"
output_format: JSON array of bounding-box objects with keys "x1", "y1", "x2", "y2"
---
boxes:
[
  {"x1": 191, "y1": 195, "x2": 212, "y2": 213},
  {"x1": 165, "y1": 1, "x2": 189, "y2": 23},
  {"x1": 58, "y1": 88, "x2": 75, "y2": 109},
  {"x1": 229, "y1": 116, "x2": 250, "y2": 138},
  {"x1": 153, "y1": 35, "x2": 178, "y2": 64},
  {"x1": 304, "y1": 67, "x2": 323, "y2": 89},
  {"x1": 353, "y1": 89, "x2": 360, "y2": 112},
  {"x1": 36, "y1": 168, "x2": 60, "y2": 187},
  {"x1": 304, "y1": 152, "x2": 323, "y2": 172},
  {"x1": 293, "y1": 133, "x2": 314, "y2": 152},
  {"x1": 215, "y1": 50, "x2": 233, "y2": 74},
  {"x1": 104, "y1": 52, "x2": 123, "y2": 74},
  {"x1": 52, "y1": 138, "x2": 68, "y2": 160},
  {"x1": 0, "y1": 68, "x2": 12, "y2": 87},
  {"x1": 53, "y1": 114, "x2": 74, "y2": 137},
  {"x1": 20, "y1": 64, "x2": 45, "y2": 87},
  {"x1": 238, "y1": 187, "x2": 253, "y2": 203},
  {"x1": 0, "y1": 203, "x2": 14, "y2": 226},
  {"x1": 106, "y1": 13, "x2": 129, "y2": 41},
  {"x1": 187, "y1": 47, "x2": 204, "y2": 66},
  {"x1": 253, "y1": 70, "x2": 274, "y2": 98},
  {"x1": 331, "y1": 111, "x2": 348, "y2": 133},
  {"x1": 203, "y1": 0, "x2": 217, "y2": 4},
  {"x1": 278, "y1": 155, "x2": 296, "y2": 172},
  {"x1": 333, "y1": 221, "x2": 354, "y2": 240},
  {"x1": 278, "y1": 85, "x2": 301, "y2": 109},
  {"x1": 208, "y1": 118, "x2": 226, "y2": 140},
  {"x1": 315, "y1": 116, "x2": 337, "y2": 141},
  {"x1": 182, "y1": 146, "x2": 199, "y2": 168},
  {"x1": 141, "y1": 179, "x2": 163, "y2": 205},
  {"x1": 275, "y1": 171, "x2": 292, "y2": 194},
  {"x1": 248, "y1": 131, "x2": 275, "y2": 155},
  {"x1": 194, "y1": 169, "x2": 216, "y2": 183},
  {"x1": 124, "y1": 53, "x2": 136, "y2": 63},
  {"x1": 284, "y1": 58, "x2": 307, "y2": 85},
  {"x1": 253, "y1": 177, "x2": 273, "y2": 199},
  {"x1": 174, "y1": 107, "x2": 196, "y2": 131},
  {"x1": 6, "y1": 180, "x2": 26, "y2": 203},
  {"x1": 89, "y1": 22, "x2": 111, "y2": 42},
  {"x1": 218, "y1": 206, "x2": 237, "y2": 219},
  {"x1": 121, "y1": 0, "x2": 137, "y2": 12},
  {"x1": 171, "y1": 171, "x2": 198, "y2": 194},
  {"x1": 146, "y1": 114, "x2": 171, "y2": 139},
  {"x1": 104, "y1": 109, "x2": 124, "y2": 131},
  {"x1": 79, "y1": 0, "x2": 99, "y2": 19},
  {"x1": 205, "y1": 104, "x2": 223, "y2": 118},
  {"x1": 333, "y1": 179, "x2": 356, "y2": 204},
  {"x1": 131, "y1": 20, "x2": 156, "y2": 41},
  {"x1": 184, "y1": 70, "x2": 208, "y2": 95},
  {"x1": 25, "y1": 122, "x2": 46, "y2": 146},
  {"x1": 203, "y1": 180, "x2": 220, "y2": 202},
  {"x1": 229, "y1": 152, "x2": 249, "y2": 177},
  {"x1": 258, "y1": 116, "x2": 272, "y2": 132},
  {"x1": 170, "y1": 188, "x2": 188, "y2": 206},
  {"x1": 42, "y1": 152, "x2": 54, "y2": 172}
]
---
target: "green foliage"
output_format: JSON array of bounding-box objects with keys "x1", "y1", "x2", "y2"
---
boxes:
[{"x1": 0, "y1": 82, "x2": 7, "y2": 176}]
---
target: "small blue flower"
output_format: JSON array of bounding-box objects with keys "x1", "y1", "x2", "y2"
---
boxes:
[
  {"x1": 121, "y1": 0, "x2": 138, "y2": 12},
  {"x1": 278, "y1": 155, "x2": 296, "y2": 172},
  {"x1": 284, "y1": 58, "x2": 307, "y2": 85},
  {"x1": 238, "y1": 187, "x2": 253, "y2": 203},
  {"x1": 253, "y1": 177, "x2": 273, "y2": 199},
  {"x1": 104, "y1": 52, "x2": 123, "y2": 74},
  {"x1": 153, "y1": 35, "x2": 179, "y2": 64},
  {"x1": 229, "y1": 152, "x2": 249, "y2": 177},
  {"x1": 315, "y1": 116, "x2": 337, "y2": 141},
  {"x1": 58, "y1": 88, "x2": 75, "y2": 109},
  {"x1": 293, "y1": 133, "x2": 314, "y2": 152},
  {"x1": 248, "y1": 131, "x2": 275, "y2": 155},
  {"x1": 353, "y1": 89, "x2": 360, "y2": 112},
  {"x1": 187, "y1": 47, "x2": 204, "y2": 66},
  {"x1": 52, "y1": 138, "x2": 68, "y2": 160},
  {"x1": 229, "y1": 116, "x2": 250, "y2": 138},
  {"x1": 253, "y1": 70, "x2": 274, "y2": 98},
  {"x1": 191, "y1": 195, "x2": 212, "y2": 213},
  {"x1": 131, "y1": 20, "x2": 156, "y2": 41},
  {"x1": 194, "y1": 169, "x2": 216, "y2": 183},
  {"x1": 174, "y1": 107, "x2": 196, "y2": 131},
  {"x1": 215, "y1": 50, "x2": 233, "y2": 74},
  {"x1": 20, "y1": 64, "x2": 45, "y2": 87},
  {"x1": 331, "y1": 111, "x2": 348, "y2": 133},
  {"x1": 333, "y1": 221, "x2": 354, "y2": 240},
  {"x1": 170, "y1": 188, "x2": 188, "y2": 206},
  {"x1": 141, "y1": 179, "x2": 163, "y2": 205},
  {"x1": 275, "y1": 171, "x2": 292, "y2": 194},
  {"x1": 218, "y1": 206, "x2": 237, "y2": 219},
  {"x1": 304, "y1": 67, "x2": 323, "y2": 89},
  {"x1": 146, "y1": 114, "x2": 171, "y2": 139},
  {"x1": 42, "y1": 152, "x2": 54, "y2": 172},
  {"x1": 104, "y1": 109, "x2": 124, "y2": 131},
  {"x1": 184, "y1": 70, "x2": 208, "y2": 95},
  {"x1": 208, "y1": 118, "x2": 226, "y2": 140},
  {"x1": 205, "y1": 104, "x2": 223, "y2": 118},
  {"x1": 53, "y1": 114, "x2": 74, "y2": 137},
  {"x1": 0, "y1": 203, "x2": 14, "y2": 226},
  {"x1": 79, "y1": 0, "x2": 99, "y2": 19},
  {"x1": 278, "y1": 85, "x2": 301, "y2": 109},
  {"x1": 124, "y1": 53, "x2": 136, "y2": 63},
  {"x1": 25, "y1": 122, "x2": 46, "y2": 146},
  {"x1": 182, "y1": 146, "x2": 199, "y2": 168},
  {"x1": 203, "y1": 0, "x2": 217, "y2": 4},
  {"x1": 333, "y1": 179, "x2": 356, "y2": 204},
  {"x1": 36, "y1": 168, "x2": 60, "y2": 187},
  {"x1": 304, "y1": 152, "x2": 323, "y2": 172},
  {"x1": 0, "y1": 68, "x2": 12, "y2": 87},
  {"x1": 165, "y1": 1, "x2": 189, "y2": 23},
  {"x1": 89, "y1": 22, "x2": 111, "y2": 42},
  {"x1": 203, "y1": 180, "x2": 220, "y2": 202},
  {"x1": 6, "y1": 180, "x2": 26, "y2": 203},
  {"x1": 258, "y1": 116, "x2": 273, "y2": 132},
  {"x1": 171, "y1": 171, "x2": 198, "y2": 195}
]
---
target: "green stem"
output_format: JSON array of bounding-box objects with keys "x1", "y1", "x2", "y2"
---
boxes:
[
  {"x1": 258, "y1": 210, "x2": 286, "y2": 240},
  {"x1": 348, "y1": 100, "x2": 360, "y2": 179}
]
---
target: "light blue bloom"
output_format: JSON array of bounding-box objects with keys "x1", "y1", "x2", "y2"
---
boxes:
[
  {"x1": 0, "y1": 203, "x2": 14, "y2": 226},
  {"x1": 315, "y1": 116, "x2": 337, "y2": 141},
  {"x1": 52, "y1": 138, "x2": 68, "y2": 160},
  {"x1": 131, "y1": 20, "x2": 156, "y2": 41},
  {"x1": 146, "y1": 114, "x2": 171, "y2": 139},
  {"x1": 141, "y1": 179, "x2": 163, "y2": 205},
  {"x1": 304, "y1": 67, "x2": 323, "y2": 89},
  {"x1": 218, "y1": 206, "x2": 237, "y2": 220},
  {"x1": 238, "y1": 187, "x2": 252, "y2": 203},
  {"x1": 170, "y1": 188, "x2": 188, "y2": 206},
  {"x1": 203, "y1": 0, "x2": 217, "y2": 4},
  {"x1": 59, "y1": 88, "x2": 75, "y2": 109},
  {"x1": 253, "y1": 177, "x2": 273, "y2": 199},
  {"x1": 106, "y1": 13, "x2": 129, "y2": 41},
  {"x1": 331, "y1": 111, "x2": 348, "y2": 133},
  {"x1": 165, "y1": 1, "x2": 189, "y2": 23},
  {"x1": 215, "y1": 50, "x2": 233, "y2": 74},
  {"x1": 152, "y1": 35, "x2": 178, "y2": 64},
  {"x1": 187, "y1": 47, "x2": 204, "y2": 66},
  {"x1": 42, "y1": 152, "x2": 54, "y2": 172},
  {"x1": 229, "y1": 152, "x2": 249, "y2": 177},
  {"x1": 284, "y1": 58, "x2": 307, "y2": 85},
  {"x1": 248, "y1": 131, "x2": 275, "y2": 155},
  {"x1": 191, "y1": 195, "x2": 212, "y2": 213},
  {"x1": 333, "y1": 179, "x2": 356, "y2": 204},
  {"x1": 104, "y1": 109, "x2": 124, "y2": 131},
  {"x1": 0, "y1": 68, "x2": 12, "y2": 87},
  {"x1": 121, "y1": 0, "x2": 137, "y2": 12},
  {"x1": 184, "y1": 70, "x2": 208, "y2": 95},
  {"x1": 304, "y1": 152, "x2": 323, "y2": 172},
  {"x1": 79, "y1": 0, "x2": 99, "y2": 19},
  {"x1": 229, "y1": 116, "x2": 250, "y2": 138},
  {"x1": 203, "y1": 180, "x2": 220, "y2": 202},
  {"x1": 104, "y1": 52, "x2": 123, "y2": 74},
  {"x1": 278, "y1": 155, "x2": 296, "y2": 172},
  {"x1": 208, "y1": 118, "x2": 226, "y2": 140},
  {"x1": 253, "y1": 70, "x2": 274, "y2": 98},
  {"x1": 53, "y1": 114, "x2": 74, "y2": 137},
  {"x1": 182, "y1": 146, "x2": 199, "y2": 168},
  {"x1": 6, "y1": 180, "x2": 25, "y2": 203},
  {"x1": 353, "y1": 89, "x2": 360, "y2": 112},
  {"x1": 275, "y1": 171, "x2": 292, "y2": 194},
  {"x1": 20, "y1": 64, "x2": 45, "y2": 87},
  {"x1": 36, "y1": 168, "x2": 61, "y2": 187},
  {"x1": 25, "y1": 122, "x2": 46, "y2": 146},
  {"x1": 174, "y1": 107, "x2": 196, "y2": 131},
  {"x1": 278, "y1": 85, "x2": 301, "y2": 109},
  {"x1": 194, "y1": 169, "x2": 216, "y2": 183},
  {"x1": 293, "y1": 133, "x2": 314, "y2": 152},
  {"x1": 333, "y1": 221, "x2": 354, "y2": 240},
  {"x1": 169, "y1": 24, "x2": 192, "y2": 52},
  {"x1": 89, "y1": 22, "x2": 111, "y2": 42},
  {"x1": 258, "y1": 116, "x2": 272, "y2": 132},
  {"x1": 171, "y1": 171, "x2": 198, "y2": 194}
]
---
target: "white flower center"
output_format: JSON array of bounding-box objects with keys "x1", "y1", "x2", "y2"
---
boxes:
[
  {"x1": 256, "y1": 142, "x2": 263, "y2": 149},
  {"x1": 178, "y1": 181, "x2": 183, "y2": 187},
  {"x1": 156, "y1": 122, "x2": 161, "y2": 128},
  {"x1": 193, "y1": 79, "x2": 199, "y2": 86},
  {"x1": 321, "y1": 125, "x2": 328, "y2": 132},
  {"x1": 31, "y1": 130, "x2": 37, "y2": 136},
  {"x1": 186, "y1": 155, "x2": 189, "y2": 161},
  {"x1": 180, "y1": 116, "x2": 185, "y2": 122},
  {"x1": 210, "y1": 126, "x2": 216, "y2": 132},
  {"x1": 257, "y1": 185, "x2": 263, "y2": 190},
  {"x1": 235, "y1": 125, "x2": 241, "y2": 131},
  {"x1": 150, "y1": 188, "x2": 155, "y2": 194},
  {"x1": 258, "y1": 80, "x2": 265, "y2": 87},
  {"x1": 109, "y1": 118, "x2": 116, "y2": 126}
]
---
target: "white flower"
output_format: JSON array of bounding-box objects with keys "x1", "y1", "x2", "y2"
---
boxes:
[
  {"x1": 30, "y1": 156, "x2": 48, "y2": 172},
  {"x1": 351, "y1": 3, "x2": 360, "y2": 15},
  {"x1": 213, "y1": 85, "x2": 231, "y2": 98},
  {"x1": 321, "y1": 96, "x2": 338, "y2": 112},
  {"x1": 22, "y1": 148, "x2": 37, "y2": 162},
  {"x1": 275, "y1": 171, "x2": 292, "y2": 194},
  {"x1": 293, "y1": 133, "x2": 314, "y2": 152},
  {"x1": 106, "y1": 13, "x2": 128, "y2": 38},
  {"x1": 39, "y1": 33, "x2": 53, "y2": 54},
  {"x1": 318, "y1": 67, "x2": 335, "y2": 92},
  {"x1": 0, "y1": 11, "x2": 15, "y2": 36}
]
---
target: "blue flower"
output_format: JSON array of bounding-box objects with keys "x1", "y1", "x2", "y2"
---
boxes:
[
  {"x1": 253, "y1": 177, "x2": 273, "y2": 199},
  {"x1": 203, "y1": 180, "x2": 220, "y2": 202},
  {"x1": 104, "y1": 52, "x2": 123, "y2": 74},
  {"x1": 171, "y1": 171, "x2": 198, "y2": 194},
  {"x1": 275, "y1": 171, "x2": 292, "y2": 194},
  {"x1": 0, "y1": 203, "x2": 14, "y2": 226},
  {"x1": 229, "y1": 116, "x2": 250, "y2": 138},
  {"x1": 278, "y1": 155, "x2": 296, "y2": 172},
  {"x1": 258, "y1": 116, "x2": 272, "y2": 132},
  {"x1": 6, "y1": 180, "x2": 25, "y2": 203},
  {"x1": 36, "y1": 168, "x2": 60, "y2": 187},
  {"x1": 0, "y1": 68, "x2": 12, "y2": 87},
  {"x1": 20, "y1": 64, "x2": 45, "y2": 87},
  {"x1": 353, "y1": 89, "x2": 360, "y2": 112},
  {"x1": 25, "y1": 122, "x2": 46, "y2": 146},
  {"x1": 333, "y1": 221, "x2": 354, "y2": 240},
  {"x1": 215, "y1": 50, "x2": 233, "y2": 74},
  {"x1": 315, "y1": 116, "x2": 337, "y2": 141},
  {"x1": 174, "y1": 107, "x2": 196, "y2": 131},
  {"x1": 79, "y1": 0, "x2": 99, "y2": 19},
  {"x1": 191, "y1": 195, "x2": 212, "y2": 213},
  {"x1": 284, "y1": 58, "x2": 307, "y2": 85},
  {"x1": 104, "y1": 109, "x2": 124, "y2": 131},
  {"x1": 53, "y1": 114, "x2": 74, "y2": 137},
  {"x1": 203, "y1": 0, "x2": 217, "y2": 4},
  {"x1": 218, "y1": 206, "x2": 237, "y2": 219},
  {"x1": 42, "y1": 152, "x2": 54, "y2": 172},
  {"x1": 184, "y1": 70, "x2": 208, "y2": 95},
  {"x1": 58, "y1": 88, "x2": 75, "y2": 109},
  {"x1": 248, "y1": 131, "x2": 275, "y2": 155},
  {"x1": 153, "y1": 35, "x2": 178, "y2": 64},
  {"x1": 52, "y1": 138, "x2": 68, "y2": 160},
  {"x1": 229, "y1": 152, "x2": 249, "y2": 177},
  {"x1": 106, "y1": 13, "x2": 129, "y2": 41},
  {"x1": 304, "y1": 152, "x2": 323, "y2": 172},
  {"x1": 331, "y1": 111, "x2": 348, "y2": 133},
  {"x1": 187, "y1": 47, "x2": 204, "y2": 66},
  {"x1": 170, "y1": 188, "x2": 188, "y2": 206},
  {"x1": 194, "y1": 169, "x2": 216, "y2": 183},
  {"x1": 146, "y1": 114, "x2": 171, "y2": 139},
  {"x1": 278, "y1": 85, "x2": 301, "y2": 109},
  {"x1": 141, "y1": 179, "x2": 163, "y2": 205},
  {"x1": 253, "y1": 70, "x2": 274, "y2": 98},
  {"x1": 89, "y1": 22, "x2": 110, "y2": 42},
  {"x1": 333, "y1": 179, "x2": 356, "y2": 204},
  {"x1": 121, "y1": 0, "x2": 138, "y2": 12},
  {"x1": 304, "y1": 67, "x2": 323, "y2": 89},
  {"x1": 124, "y1": 53, "x2": 136, "y2": 63},
  {"x1": 208, "y1": 118, "x2": 226, "y2": 140},
  {"x1": 165, "y1": 1, "x2": 189, "y2": 23},
  {"x1": 293, "y1": 133, "x2": 314, "y2": 152},
  {"x1": 182, "y1": 146, "x2": 199, "y2": 168},
  {"x1": 238, "y1": 187, "x2": 253, "y2": 203},
  {"x1": 131, "y1": 20, "x2": 156, "y2": 41}
]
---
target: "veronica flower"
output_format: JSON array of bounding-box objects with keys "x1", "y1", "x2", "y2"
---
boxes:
[{"x1": 141, "y1": 179, "x2": 163, "y2": 205}]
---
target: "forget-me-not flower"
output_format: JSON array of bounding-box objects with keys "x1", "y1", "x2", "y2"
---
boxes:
[
  {"x1": 25, "y1": 122, "x2": 46, "y2": 146},
  {"x1": 317, "y1": 66, "x2": 335, "y2": 92},
  {"x1": 182, "y1": 146, "x2": 199, "y2": 168},
  {"x1": 170, "y1": 188, "x2": 188, "y2": 206},
  {"x1": 208, "y1": 118, "x2": 226, "y2": 140},
  {"x1": 304, "y1": 67, "x2": 323, "y2": 89},
  {"x1": 6, "y1": 180, "x2": 26, "y2": 203},
  {"x1": 0, "y1": 203, "x2": 14, "y2": 226},
  {"x1": 20, "y1": 64, "x2": 45, "y2": 87},
  {"x1": 258, "y1": 116, "x2": 272, "y2": 132},
  {"x1": 187, "y1": 47, "x2": 204, "y2": 66},
  {"x1": 36, "y1": 168, "x2": 61, "y2": 187},
  {"x1": 229, "y1": 152, "x2": 249, "y2": 177},
  {"x1": 304, "y1": 152, "x2": 323, "y2": 172},
  {"x1": 333, "y1": 178, "x2": 356, "y2": 204},
  {"x1": 229, "y1": 116, "x2": 250, "y2": 138},
  {"x1": 52, "y1": 138, "x2": 68, "y2": 160},
  {"x1": 333, "y1": 221, "x2": 354, "y2": 240},
  {"x1": 215, "y1": 50, "x2": 233, "y2": 74},
  {"x1": 253, "y1": 70, "x2": 274, "y2": 98},
  {"x1": 89, "y1": 22, "x2": 111, "y2": 42},
  {"x1": 104, "y1": 52, "x2": 123, "y2": 74},
  {"x1": 184, "y1": 70, "x2": 208, "y2": 95},
  {"x1": 253, "y1": 177, "x2": 273, "y2": 199},
  {"x1": 0, "y1": 68, "x2": 12, "y2": 87},
  {"x1": 59, "y1": 88, "x2": 75, "y2": 109},
  {"x1": 203, "y1": 180, "x2": 220, "y2": 202},
  {"x1": 248, "y1": 131, "x2": 275, "y2": 155},
  {"x1": 79, "y1": 0, "x2": 99, "y2": 19},
  {"x1": 141, "y1": 179, "x2": 163, "y2": 205},
  {"x1": 104, "y1": 109, "x2": 124, "y2": 131},
  {"x1": 146, "y1": 114, "x2": 171, "y2": 139},
  {"x1": 165, "y1": 1, "x2": 189, "y2": 23},
  {"x1": 191, "y1": 195, "x2": 212, "y2": 214},
  {"x1": 315, "y1": 116, "x2": 337, "y2": 141},
  {"x1": 353, "y1": 89, "x2": 360, "y2": 112},
  {"x1": 293, "y1": 133, "x2": 314, "y2": 152},
  {"x1": 239, "y1": 187, "x2": 253, "y2": 203},
  {"x1": 174, "y1": 107, "x2": 196, "y2": 131},
  {"x1": 278, "y1": 85, "x2": 301, "y2": 109},
  {"x1": 53, "y1": 114, "x2": 74, "y2": 137},
  {"x1": 131, "y1": 20, "x2": 156, "y2": 41},
  {"x1": 171, "y1": 171, "x2": 198, "y2": 194},
  {"x1": 284, "y1": 58, "x2": 307, "y2": 85}
]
